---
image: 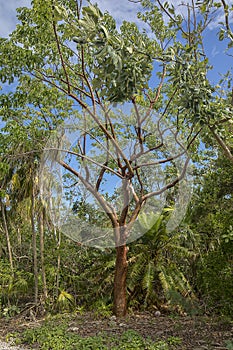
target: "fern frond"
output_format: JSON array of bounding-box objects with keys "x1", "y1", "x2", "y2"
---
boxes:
[
  {"x1": 142, "y1": 261, "x2": 154, "y2": 292},
  {"x1": 158, "y1": 267, "x2": 171, "y2": 293},
  {"x1": 142, "y1": 261, "x2": 156, "y2": 305},
  {"x1": 127, "y1": 252, "x2": 147, "y2": 290},
  {"x1": 168, "y1": 244, "x2": 195, "y2": 258}
]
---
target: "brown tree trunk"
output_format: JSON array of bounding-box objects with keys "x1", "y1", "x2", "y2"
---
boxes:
[
  {"x1": 38, "y1": 208, "x2": 48, "y2": 300},
  {"x1": 56, "y1": 228, "x2": 61, "y2": 298},
  {"x1": 1, "y1": 201, "x2": 14, "y2": 272},
  {"x1": 113, "y1": 243, "x2": 128, "y2": 317},
  {"x1": 31, "y1": 186, "x2": 38, "y2": 305}
]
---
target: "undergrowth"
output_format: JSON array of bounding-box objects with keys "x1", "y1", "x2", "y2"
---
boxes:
[{"x1": 15, "y1": 317, "x2": 181, "y2": 350}]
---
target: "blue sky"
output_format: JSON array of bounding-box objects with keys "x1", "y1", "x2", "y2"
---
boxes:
[
  {"x1": 0, "y1": 0, "x2": 231, "y2": 36},
  {"x1": 0, "y1": 1, "x2": 232, "y2": 85}
]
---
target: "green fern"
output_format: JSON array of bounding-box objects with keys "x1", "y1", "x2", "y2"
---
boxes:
[
  {"x1": 142, "y1": 261, "x2": 155, "y2": 305},
  {"x1": 128, "y1": 252, "x2": 147, "y2": 292},
  {"x1": 128, "y1": 210, "x2": 198, "y2": 311}
]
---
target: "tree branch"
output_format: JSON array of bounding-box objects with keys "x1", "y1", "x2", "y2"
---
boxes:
[
  {"x1": 221, "y1": 0, "x2": 232, "y2": 34},
  {"x1": 142, "y1": 157, "x2": 191, "y2": 201},
  {"x1": 32, "y1": 71, "x2": 135, "y2": 177},
  {"x1": 208, "y1": 126, "x2": 233, "y2": 163},
  {"x1": 46, "y1": 147, "x2": 124, "y2": 179},
  {"x1": 57, "y1": 159, "x2": 118, "y2": 226},
  {"x1": 52, "y1": 9, "x2": 71, "y2": 94}
]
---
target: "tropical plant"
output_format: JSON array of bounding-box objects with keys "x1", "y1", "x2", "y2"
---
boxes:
[
  {"x1": 127, "y1": 210, "x2": 199, "y2": 313},
  {"x1": 188, "y1": 153, "x2": 233, "y2": 316}
]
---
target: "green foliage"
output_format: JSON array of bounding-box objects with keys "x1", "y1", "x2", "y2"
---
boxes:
[
  {"x1": 22, "y1": 322, "x2": 104, "y2": 350},
  {"x1": 0, "y1": 0, "x2": 155, "y2": 103},
  {"x1": 188, "y1": 154, "x2": 233, "y2": 316},
  {"x1": 74, "y1": 4, "x2": 154, "y2": 101},
  {"x1": 127, "y1": 211, "x2": 198, "y2": 313},
  {"x1": 20, "y1": 321, "x2": 180, "y2": 350},
  {"x1": 225, "y1": 340, "x2": 233, "y2": 350},
  {"x1": 0, "y1": 260, "x2": 33, "y2": 316},
  {"x1": 91, "y1": 300, "x2": 113, "y2": 318},
  {"x1": 2, "y1": 305, "x2": 21, "y2": 319},
  {"x1": 196, "y1": 241, "x2": 233, "y2": 316}
]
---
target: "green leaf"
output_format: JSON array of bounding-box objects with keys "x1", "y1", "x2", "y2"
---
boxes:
[
  {"x1": 83, "y1": 4, "x2": 102, "y2": 22},
  {"x1": 53, "y1": 5, "x2": 68, "y2": 21},
  {"x1": 126, "y1": 46, "x2": 133, "y2": 54},
  {"x1": 99, "y1": 25, "x2": 109, "y2": 40},
  {"x1": 219, "y1": 28, "x2": 226, "y2": 41}
]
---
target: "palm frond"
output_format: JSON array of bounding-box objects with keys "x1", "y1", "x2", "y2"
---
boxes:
[{"x1": 142, "y1": 261, "x2": 155, "y2": 305}]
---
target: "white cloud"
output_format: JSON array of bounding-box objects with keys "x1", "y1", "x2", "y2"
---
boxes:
[
  {"x1": 172, "y1": 0, "x2": 233, "y2": 30},
  {"x1": 1, "y1": 0, "x2": 232, "y2": 39},
  {"x1": 0, "y1": 0, "x2": 31, "y2": 37},
  {"x1": 211, "y1": 46, "x2": 219, "y2": 57},
  {"x1": 208, "y1": 5, "x2": 233, "y2": 30},
  {"x1": 161, "y1": 0, "x2": 233, "y2": 31},
  {"x1": 95, "y1": 0, "x2": 141, "y2": 24},
  {"x1": 0, "y1": 0, "x2": 143, "y2": 38}
]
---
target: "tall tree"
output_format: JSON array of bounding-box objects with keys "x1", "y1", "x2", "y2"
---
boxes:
[
  {"x1": 147, "y1": 0, "x2": 233, "y2": 162},
  {"x1": 0, "y1": 0, "x2": 232, "y2": 316}
]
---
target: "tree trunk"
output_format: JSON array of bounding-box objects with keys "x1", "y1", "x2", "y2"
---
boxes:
[
  {"x1": 113, "y1": 243, "x2": 128, "y2": 317},
  {"x1": 1, "y1": 201, "x2": 14, "y2": 272},
  {"x1": 55, "y1": 226, "x2": 61, "y2": 298},
  {"x1": 31, "y1": 187, "x2": 38, "y2": 305},
  {"x1": 39, "y1": 208, "x2": 48, "y2": 300}
]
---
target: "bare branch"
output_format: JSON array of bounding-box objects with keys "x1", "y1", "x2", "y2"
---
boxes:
[
  {"x1": 133, "y1": 151, "x2": 187, "y2": 170},
  {"x1": 32, "y1": 71, "x2": 135, "y2": 177},
  {"x1": 81, "y1": 46, "x2": 97, "y2": 113},
  {"x1": 119, "y1": 180, "x2": 132, "y2": 226},
  {"x1": 135, "y1": 167, "x2": 144, "y2": 196},
  {"x1": 60, "y1": 77, "x2": 96, "y2": 101},
  {"x1": 132, "y1": 101, "x2": 144, "y2": 154},
  {"x1": 128, "y1": 200, "x2": 143, "y2": 229},
  {"x1": 45, "y1": 147, "x2": 124, "y2": 179},
  {"x1": 102, "y1": 105, "x2": 124, "y2": 170},
  {"x1": 151, "y1": 64, "x2": 166, "y2": 105},
  {"x1": 57, "y1": 159, "x2": 118, "y2": 226},
  {"x1": 161, "y1": 88, "x2": 178, "y2": 118},
  {"x1": 76, "y1": 0, "x2": 83, "y2": 19},
  {"x1": 140, "y1": 66, "x2": 167, "y2": 125},
  {"x1": 129, "y1": 181, "x2": 140, "y2": 203},
  {"x1": 142, "y1": 157, "x2": 191, "y2": 201},
  {"x1": 77, "y1": 139, "x2": 90, "y2": 182}
]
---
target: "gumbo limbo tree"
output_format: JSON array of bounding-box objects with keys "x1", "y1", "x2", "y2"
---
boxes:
[{"x1": 0, "y1": 0, "x2": 232, "y2": 316}]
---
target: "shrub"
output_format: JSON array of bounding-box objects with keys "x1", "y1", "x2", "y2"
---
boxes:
[{"x1": 196, "y1": 241, "x2": 233, "y2": 316}]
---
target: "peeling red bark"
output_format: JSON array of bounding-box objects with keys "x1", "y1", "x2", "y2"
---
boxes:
[{"x1": 113, "y1": 243, "x2": 128, "y2": 317}]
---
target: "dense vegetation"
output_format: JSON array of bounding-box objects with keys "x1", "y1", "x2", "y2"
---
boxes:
[{"x1": 0, "y1": 1, "x2": 232, "y2": 347}]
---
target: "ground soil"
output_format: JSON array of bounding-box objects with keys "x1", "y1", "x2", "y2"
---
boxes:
[{"x1": 0, "y1": 312, "x2": 232, "y2": 349}]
